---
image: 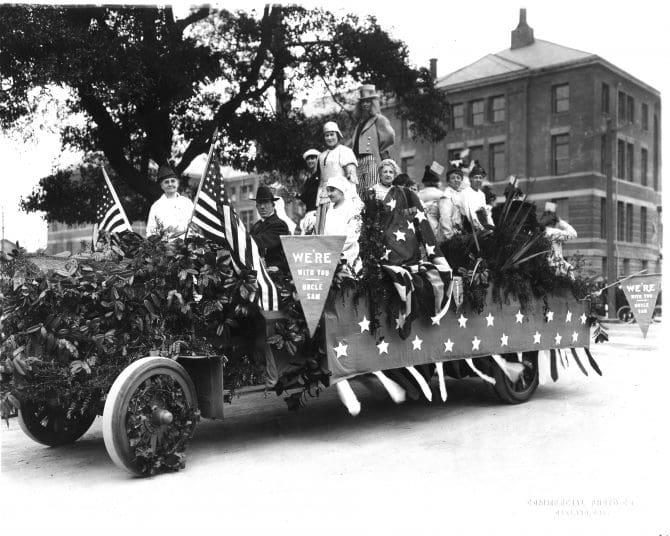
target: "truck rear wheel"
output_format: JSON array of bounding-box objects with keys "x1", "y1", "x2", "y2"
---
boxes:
[{"x1": 490, "y1": 351, "x2": 539, "y2": 404}]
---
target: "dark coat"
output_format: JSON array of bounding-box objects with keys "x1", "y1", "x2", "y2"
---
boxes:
[
  {"x1": 299, "y1": 171, "x2": 320, "y2": 213},
  {"x1": 250, "y1": 212, "x2": 290, "y2": 271}
]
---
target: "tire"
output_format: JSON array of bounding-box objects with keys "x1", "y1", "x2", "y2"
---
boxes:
[
  {"x1": 617, "y1": 306, "x2": 634, "y2": 323},
  {"x1": 18, "y1": 399, "x2": 97, "y2": 447},
  {"x1": 652, "y1": 306, "x2": 662, "y2": 323},
  {"x1": 490, "y1": 352, "x2": 539, "y2": 404},
  {"x1": 102, "y1": 357, "x2": 198, "y2": 477}
]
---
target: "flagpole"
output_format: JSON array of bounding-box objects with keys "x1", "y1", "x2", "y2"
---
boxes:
[
  {"x1": 101, "y1": 166, "x2": 132, "y2": 229},
  {"x1": 185, "y1": 127, "x2": 219, "y2": 241}
]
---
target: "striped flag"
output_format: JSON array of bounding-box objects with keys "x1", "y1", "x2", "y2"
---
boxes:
[
  {"x1": 93, "y1": 167, "x2": 133, "y2": 245},
  {"x1": 189, "y1": 148, "x2": 279, "y2": 311}
]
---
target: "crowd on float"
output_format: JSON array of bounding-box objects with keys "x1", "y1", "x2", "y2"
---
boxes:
[{"x1": 146, "y1": 84, "x2": 577, "y2": 279}]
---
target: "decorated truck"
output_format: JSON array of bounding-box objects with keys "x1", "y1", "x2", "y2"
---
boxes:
[{"x1": 0, "y1": 193, "x2": 608, "y2": 477}]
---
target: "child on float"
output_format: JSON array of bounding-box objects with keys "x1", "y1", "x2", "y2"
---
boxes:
[
  {"x1": 438, "y1": 164, "x2": 464, "y2": 240},
  {"x1": 322, "y1": 174, "x2": 363, "y2": 273}
]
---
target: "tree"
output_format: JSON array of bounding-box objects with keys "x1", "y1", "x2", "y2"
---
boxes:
[{"x1": 0, "y1": 4, "x2": 449, "y2": 223}]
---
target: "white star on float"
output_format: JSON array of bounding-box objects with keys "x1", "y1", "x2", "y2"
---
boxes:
[
  {"x1": 515, "y1": 310, "x2": 524, "y2": 323},
  {"x1": 381, "y1": 248, "x2": 391, "y2": 261},
  {"x1": 333, "y1": 342, "x2": 348, "y2": 358},
  {"x1": 358, "y1": 316, "x2": 370, "y2": 333},
  {"x1": 415, "y1": 210, "x2": 427, "y2": 223},
  {"x1": 458, "y1": 314, "x2": 468, "y2": 328},
  {"x1": 411, "y1": 335, "x2": 423, "y2": 350},
  {"x1": 500, "y1": 333, "x2": 509, "y2": 347},
  {"x1": 377, "y1": 340, "x2": 389, "y2": 355},
  {"x1": 425, "y1": 244, "x2": 436, "y2": 256},
  {"x1": 444, "y1": 339, "x2": 454, "y2": 353},
  {"x1": 565, "y1": 310, "x2": 572, "y2": 323},
  {"x1": 431, "y1": 313, "x2": 442, "y2": 326},
  {"x1": 471, "y1": 336, "x2": 481, "y2": 351},
  {"x1": 580, "y1": 313, "x2": 587, "y2": 325},
  {"x1": 406, "y1": 220, "x2": 415, "y2": 233},
  {"x1": 393, "y1": 229, "x2": 406, "y2": 242},
  {"x1": 554, "y1": 333, "x2": 562, "y2": 345},
  {"x1": 386, "y1": 198, "x2": 397, "y2": 210},
  {"x1": 395, "y1": 313, "x2": 406, "y2": 329},
  {"x1": 546, "y1": 310, "x2": 554, "y2": 322},
  {"x1": 533, "y1": 331, "x2": 542, "y2": 344},
  {"x1": 572, "y1": 331, "x2": 579, "y2": 342},
  {"x1": 485, "y1": 313, "x2": 495, "y2": 327}
]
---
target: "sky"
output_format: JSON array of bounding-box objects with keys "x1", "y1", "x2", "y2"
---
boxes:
[{"x1": 1, "y1": 0, "x2": 668, "y2": 252}]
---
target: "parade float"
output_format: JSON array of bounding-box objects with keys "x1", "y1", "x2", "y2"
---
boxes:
[{"x1": 0, "y1": 179, "x2": 628, "y2": 478}]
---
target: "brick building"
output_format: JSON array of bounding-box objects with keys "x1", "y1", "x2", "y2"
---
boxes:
[{"x1": 386, "y1": 9, "x2": 662, "y2": 277}]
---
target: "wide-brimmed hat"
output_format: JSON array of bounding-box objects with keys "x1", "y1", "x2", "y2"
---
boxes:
[
  {"x1": 322, "y1": 121, "x2": 343, "y2": 138},
  {"x1": 157, "y1": 164, "x2": 177, "y2": 183},
  {"x1": 251, "y1": 185, "x2": 279, "y2": 203},
  {"x1": 359, "y1": 84, "x2": 379, "y2": 100},
  {"x1": 303, "y1": 148, "x2": 320, "y2": 160},
  {"x1": 325, "y1": 174, "x2": 349, "y2": 194}
]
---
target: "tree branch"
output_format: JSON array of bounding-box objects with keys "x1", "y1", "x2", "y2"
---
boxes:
[{"x1": 172, "y1": 7, "x2": 210, "y2": 34}]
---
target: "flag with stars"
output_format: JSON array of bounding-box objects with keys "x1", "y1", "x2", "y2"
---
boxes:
[
  {"x1": 190, "y1": 148, "x2": 278, "y2": 311},
  {"x1": 93, "y1": 167, "x2": 133, "y2": 245}
]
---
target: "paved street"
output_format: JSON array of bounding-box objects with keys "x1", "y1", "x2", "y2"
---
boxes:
[{"x1": 1, "y1": 322, "x2": 668, "y2": 535}]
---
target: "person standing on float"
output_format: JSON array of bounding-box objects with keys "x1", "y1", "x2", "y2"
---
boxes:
[
  {"x1": 314, "y1": 121, "x2": 361, "y2": 234},
  {"x1": 353, "y1": 84, "x2": 395, "y2": 195},
  {"x1": 146, "y1": 164, "x2": 194, "y2": 239},
  {"x1": 418, "y1": 161, "x2": 446, "y2": 242}
]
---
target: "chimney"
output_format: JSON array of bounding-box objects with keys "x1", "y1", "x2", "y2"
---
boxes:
[
  {"x1": 511, "y1": 8, "x2": 534, "y2": 49},
  {"x1": 429, "y1": 58, "x2": 437, "y2": 79}
]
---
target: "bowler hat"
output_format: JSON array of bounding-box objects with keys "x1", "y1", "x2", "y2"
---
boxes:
[
  {"x1": 359, "y1": 84, "x2": 379, "y2": 100},
  {"x1": 157, "y1": 164, "x2": 177, "y2": 182},
  {"x1": 251, "y1": 185, "x2": 279, "y2": 203}
]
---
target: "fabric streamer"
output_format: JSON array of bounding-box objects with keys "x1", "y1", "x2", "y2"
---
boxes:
[
  {"x1": 335, "y1": 380, "x2": 361, "y2": 416},
  {"x1": 537, "y1": 350, "x2": 551, "y2": 385},
  {"x1": 583, "y1": 347, "x2": 603, "y2": 376},
  {"x1": 406, "y1": 366, "x2": 433, "y2": 401},
  {"x1": 549, "y1": 349, "x2": 559, "y2": 381},
  {"x1": 464, "y1": 358, "x2": 496, "y2": 385},
  {"x1": 373, "y1": 371, "x2": 406, "y2": 404},
  {"x1": 569, "y1": 347, "x2": 589, "y2": 377},
  {"x1": 435, "y1": 362, "x2": 448, "y2": 402},
  {"x1": 491, "y1": 354, "x2": 524, "y2": 383}
]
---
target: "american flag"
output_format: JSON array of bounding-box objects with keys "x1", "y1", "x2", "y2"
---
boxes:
[
  {"x1": 93, "y1": 167, "x2": 132, "y2": 244},
  {"x1": 190, "y1": 150, "x2": 279, "y2": 311}
]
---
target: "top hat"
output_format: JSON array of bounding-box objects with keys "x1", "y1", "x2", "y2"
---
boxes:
[
  {"x1": 251, "y1": 185, "x2": 280, "y2": 203},
  {"x1": 303, "y1": 148, "x2": 320, "y2": 160},
  {"x1": 157, "y1": 164, "x2": 177, "y2": 182},
  {"x1": 323, "y1": 121, "x2": 343, "y2": 138},
  {"x1": 359, "y1": 84, "x2": 379, "y2": 100}
]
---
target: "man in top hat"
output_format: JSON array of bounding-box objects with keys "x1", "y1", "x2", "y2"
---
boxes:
[
  {"x1": 146, "y1": 164, "x2": 194, "y2": 239},
  {"x1": 298, "y1": 148, "x2": 321, "y2": 213},
  {"x1": 352, "y1": 84, "x2": 395, "y2": 194},
  {"x1": 250, "y1": 185, "x2": 290, "y2": 273}
]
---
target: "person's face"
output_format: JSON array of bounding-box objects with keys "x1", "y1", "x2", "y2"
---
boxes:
[
  {"x1": 471, "y1": 174, "x2": 484, "y2": 191},
  {"x1": 409, "y1": 184, "x2": 418, "y2": 193},
  {"x1": 256, "y1": 200, "x2": 275, "y2": 219},
  {"x1": 305, "y1": 155, "x2": 318, "y2": 172},
  {"x1": 447, "y1": 173, "x2": 462, "y2": 191},
  {"x1": 361, "y1": 99, "x2": 372, "y2": 116},
  {"x1": 324, "y1": 131, "x2": 339, "y2": 148},
  {"x1": 160, "y1": 177, "x2": 179, "y2": 195},
  {"x1": 326, "y1": 186, "x2": 344, "y2": 205},
  {"x1": 380, "y1": 165, "x2": 395, "y2": 186}
]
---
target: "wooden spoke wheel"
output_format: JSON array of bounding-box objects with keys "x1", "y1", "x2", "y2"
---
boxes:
[
  {"x1": 490, "y1": 351, "x2": 539, "y2": 404},
  {"x1": 18, "y1": 399, "x2": 97, "y2": 447},
  {"x1": 102, "y1": 357, "x2": 198, "y2": 477}
]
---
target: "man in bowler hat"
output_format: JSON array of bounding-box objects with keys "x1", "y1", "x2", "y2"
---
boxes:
[{"x1": 250, "y1": 185, "x2": 290, "y2": 273}]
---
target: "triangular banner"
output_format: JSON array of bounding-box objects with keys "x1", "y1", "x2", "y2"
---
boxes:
[
  {"x1": 280, "y1": 235, "x2": 346, "y2": 337},
  {"x1": 620, "y1": 274, "x2": 661, "y2": 338}
]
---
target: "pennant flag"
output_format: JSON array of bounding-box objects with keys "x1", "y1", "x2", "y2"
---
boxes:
[
  {"x1": 620, "y1": 274, "x2": 662, "y2": 338},
  {"x1": 189, "y1": 144, "x2": 278, "y2": 311},
  {"x1": 281, "y1": 235, "x2": 345, "y2": 336},
  {"x1": 94, "y1": 167, "x2": 133, "y2": 245}
]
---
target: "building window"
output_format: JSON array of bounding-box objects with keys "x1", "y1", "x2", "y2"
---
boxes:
[
  {"x1": 641, "y1": 206, "x2": 648, "y2": 244},
  {"x1": 468, "y1": 145, "x2": 484, "y2": 167},
  {"x1": 617, "y1": 201, "x2": 624, "y2": 241},
  {"x1": 626, "y1": 142, "x2": 634, "y2": 181},
  {"x1": 641, "y1": 148, "x2": 648, "y2": 186},
  {"x1": 229, "y1": 186, "x2": 237, "y2": 202},
  {"x1": 448, "y1": 149, "x2": 463, "y2": 165},
  {"x1": 617, "y1": 139, "x2": 625, "y2": 178},
  {"x1": 552, "y1": 84, "x2": 570, "y2": 113},
  {"x1": 470, "y1": 100, "x2": 485, "y2": 126},
  {"x1": 602, "y1": 257, "x2": 608, "y2": 277},
  {"x1": 400, "y1": 118, "x2": 411, "y2": 140},
  {"x1": 490, "y1": 95, "x2": 505, "y2": 123},
  {"x1": 625, "y1": 203, "x2": 633, "y2": 242},
  {"x1": 641, "y1": 260, "x2": 649, "y2": 274},
  {"x1": 600, "y1": 134, "x2": 608, "y2": 174},
  {"x1": 622, "y1": 258, "x2": 630, "y2": 276},
  {"x1": 601, "y1": 82, "x2": 610, "y2": 114},
  {"x1": 239, "y1": 209, "x2": 255, "y2": 229},
  {"x1": 551, "y1": 134, "x2": 570, "y2": 175},
  {"x1": 451, "y1": 103, "x2": 464, "y2": 130},
  {"x1": 240, "y1": 184, "x2": 253, "y2": 199},
  {"x1": 641, "y1": 103, "x2": 649, "y2": 130},
  {"x1": 400, "y1": 156, "x2": 414, "y2": 174},
  {"x1": 653, "y1": 115, "x2": 659, "y2": 190},
  {"x1": 618, "y1": 91, "x2": 626, "y2": 122},
  {"x1": 600, "y1": 197, "x2": 607, "y2": 239},
  {"x1": 627, "y1": 95, "x2": 635, "y2": 124},
  {"x1": 489, "y1": 142, "x2": 505, "y2": 181}
]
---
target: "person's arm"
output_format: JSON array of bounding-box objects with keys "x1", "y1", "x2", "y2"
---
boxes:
[{"x1": 376, "y1": 114, "x2": 395, "y2": 154}]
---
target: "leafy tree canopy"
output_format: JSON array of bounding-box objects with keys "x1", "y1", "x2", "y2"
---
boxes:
[{"x1": 0, "y1": 4, "x2": 449, "y2": 223}]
